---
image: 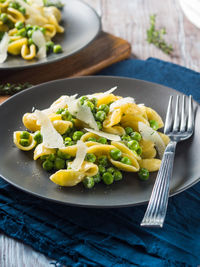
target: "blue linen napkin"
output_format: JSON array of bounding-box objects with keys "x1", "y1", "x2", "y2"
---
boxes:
[{"x1": 0, "y1": 58, "x2": 200, "y2": 267}]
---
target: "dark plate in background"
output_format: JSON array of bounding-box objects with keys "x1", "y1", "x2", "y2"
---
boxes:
[
  {"x1": 0, "y1": 0, "x2": 101, "y2": 69},
  {"x1": 0, "y1": 76, "x2": 199, "y2": 207}
]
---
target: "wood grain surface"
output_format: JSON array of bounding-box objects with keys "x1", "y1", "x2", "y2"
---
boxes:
[{"x1": 1, "y1": 0, "x2": 200, "y2": 266}]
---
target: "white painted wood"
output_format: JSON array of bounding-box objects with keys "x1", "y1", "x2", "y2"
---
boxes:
[{"x1": 1, "y1": 0, "x2": 200, "y2": 266}]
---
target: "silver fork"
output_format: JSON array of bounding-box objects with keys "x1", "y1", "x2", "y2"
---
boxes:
[{"x1": 141, "y1": 95, "x2": 194, "y2": 227}]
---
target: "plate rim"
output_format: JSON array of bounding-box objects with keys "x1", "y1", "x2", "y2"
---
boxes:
[
  {"x1": 0, "y1": 0, "x2": 101, "y2": 70},
  {"x1": 0, "y1": 75, "x2": 199, "y2": 208}
]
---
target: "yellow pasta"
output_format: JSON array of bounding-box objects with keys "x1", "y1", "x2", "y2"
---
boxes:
[
  {"x1": 21, "y1": 44, "x2": 36, "y2": 60},
  {"x1": 13, "y1": 88, "x2": 170, "y2": 189}
]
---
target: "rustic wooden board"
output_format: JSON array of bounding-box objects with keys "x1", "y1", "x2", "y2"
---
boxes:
[{"x1": 0, "y1": 31, "x2": 131, "y2": 104}]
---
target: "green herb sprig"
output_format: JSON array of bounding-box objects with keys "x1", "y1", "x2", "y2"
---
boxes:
[
  {"x1": 0, "y1": 83, "x2": 32, "y2": 95},
  {"x1": 147, "y1": 14, "x2": 173, "y2": 55}
]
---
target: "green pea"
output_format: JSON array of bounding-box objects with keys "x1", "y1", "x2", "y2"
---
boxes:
[
  {"x1": 53, "y1": 44, "x2": 62, "y2": 53},
  {"x1": 57, "y1": 150, "x2": 71, "y2": 160},
  {"x1": 61, "y1": 109, "x2": 72, "y2": 121},
  {"x1": 64, "y1": 137, "x2": 73, "y2": 146},
  {"x1": 83, "y1": 177, "x2": 95, "y2": 189},
  {"x1": 39, "y1": 27, "x2": 46, "y2": 34},
  {"x1": 122, "y1": 134, "x2": 131, "y2": 141},
  {"x1": 96, "y1": 121, "x2": 102, "y2": 130},
  {"x1": 0, "y1": 13, "x2": 8, "y2": 23},
  {"x1": 33, "y1": 25, "x2": 39, "y2": 31},
  {"x1": 9, "y1": 2, "x2": 19, "y2": 9},
  {"x1": 47, "y1": 154, "x2": 56, "y2": 162},
  {"x1": 28, "y1": 38, "x2": 34, "y2": 46},
  {"x1": 95, "y1": 110, "x2": 106, "y2": 122},
  {"x1": 34, "y1": 131, "x2": 43, "y2": 144},
  {"x1": 79, "y1": 96, "x2": 88, "y2": 105},
  {"x1": 130, "y1": 132, "x2": 141, "y2": 142},
  {"x1": 84, "y1": 100, "x2": 94, "y2": 111},
  {"x1": 27, "y1": 29, "x2": 34, "y2": 38},
  {"x1": 42, "y1": 160, "x2": 53, "y2": 171},
  {"x1": 40, "y1": 155, "x2": 48, "y2": 161},
  {"x1": 110, "y1": 149, "x2": 122, "y2": 160},
  {"x1": 20, "y1": 131, "x2": 30, "y2": 139},
  {"x1": 19, "y1": 7, "x2": 26, "y2": 15},
  {"x1": 25, "y1": 24, "x2": 33, "y2": 30},
  {"x1": 17, "y1": 28, "x2": 26, "y2": 37},
  {"x1": 85, "y1": 153, "x2": 96, "y2": 163},
  {"x1": 127, "y1": 140, "x2": 139, "y2": 151},
  {"x1": 98, "y1": 137, "x2": 107, "y2": 144},
  {"x1": 93, "y1": 173, "x2": 101, "y2": 183},
  {"x1": 113, "y1": 170, "x2": 123, "y2": 181},
  {"x1": 125, "y1": 127, "x2": 133, "y2": 135},
  {"x1": 56, "y1": 108, "x2": 64, "y2": 114},
  {"x1": 98, "y1": 155, "x2": 108, "y2": 167},
  {"x1": 121, "y1": 156, "x2": 132, "y2": 165},
  {"x1": 98, "y1": 104, "x2": 109, "y2": 114},
  {"x1": 54, "y1": 157, "x2": 65, "y2": 170},
  {"x1": 138, "y1": 168, "x2": 149, "y2": 181},
  {"x1": 102, "y1": 172, "x2": 114, "y2": 185},
  {"x1": 107, "y1": 167, "x2": 116, "y2": 174},
  {"x1": 98, "y1": 165, "x2": 106, "y2": 174},
  {"x1": 150, "y1": 120, "x2": 159, "y2": 131},
  {"x1": 72, "y1": 131, "x2": 84, "y2": 141},
  {"x1": 15, "y1": 21, "x2": 24, "y2": 30},
  {"x1": 19, "y1": 139, "x2": 29, "y2": 147},
  {"x1": 87, "y1": 137, "x2": 97, "y2": 142},
  {"x1": 136, "y1": 146, "x2": 142, "y2": 156},
  {"x1": 46, "y1": 41, "x2": 54, "y2": 53},
  {"x1": 90, "y1": 98, "x2": 97, "y2": 106}
]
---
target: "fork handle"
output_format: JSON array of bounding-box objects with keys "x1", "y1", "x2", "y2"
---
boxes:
[{"x1": 141, "y1": 141, "x2": 177, "y2": 227}]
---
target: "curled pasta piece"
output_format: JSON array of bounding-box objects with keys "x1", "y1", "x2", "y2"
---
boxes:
[
  {"x1": 145, "y1": 107, "x2": 164, "y2": 128},
  {"x1": 96, "y1": 94, "x2": 121, "y2": 107},
  {"x1": 13, "y1": 131, "x2": 37, "y2": 151},
  {"x1": 33, "y1": 143, "x2": 56, "y2": 160},
  {"x1": 44, "y1": 6, "x2": 62, "y2": 22},
  {"x1": 50, "y1": 161, "x2": 98, "y2": 186},
  {"x1": 21, "y1": 44, "x2": 36, "y2": 60},
  {"x1": 47, "y1": 14, "x2": 64, "y2": 33},
  {"x1": 139, "y1": 159, "x2": 161, "y2": 172},
  {"x1": 111, "y1": 141, "x2": 141, "y2": 160},
  {"x1": 120, "y1": 114, "x2": 149, "y2": 131},
  {"x1": 0, "y1": 0, "x2": 9, "y2": 8},
  {"x1": 7, "y1": 7, "x2": 25, "y2": 23},
  {"x1": 43, "y1": 24, "x2": 56, "y2": 38},
  {"x1": 9, "y1": 35, "x2": 22, "y2": 41},
  {"x1": 103, "y1": 109, "x2": 122, "y2": 128},
  {"x1": 140, "y1": 139, "x2": 156, "y2": 159},
  {"x1": 8, "y1": 28, "x2": 18, "y2": 36},
  {"x1": 52, "y1": 120, "x2": 73, "y2": 135},
  {"x1": 0, "y1": 24, "x2": 8, "y2": 31},
  {"x1": 103, "y1": 126, "x2": 125, "y2": 136},
  {"x1": 110, "y1": 155, "x2": 140, "y2": 172},
  {"x1": 158, "y1": 132, "x2": 170, "y2": 146},
  {"x1": 80, "y1": 132, "x2": 99, "y2": 142},
  {"x1": 87, "y1": 144, "x2": 116, "y2": 156},
  {"x1": 23, "y1": 113, "x2": 40, "y2": 132},
  {"x1": 8, "y1": 38, "x2": 27, "y2": 55}
]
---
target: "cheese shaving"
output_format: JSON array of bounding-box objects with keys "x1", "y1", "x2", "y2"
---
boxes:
[
  {"x1": 110, "y1": 97, "x2": 135, "y2": 111},
  {"x1": 35, "y1": 110, "x2": 65, "y2": 148},
  {"x1": 138, "y1": 122, "x2": 166, "y2": 158},
  {"x1": 32, "y1": 30, "x2": 46, "y2": 59},
  {"x1": 70, "y1": 140, "x2": 87, "y2": 171},
  {"x1": 0, "y1": 33, "x2": 9, "y2": 64},
  {"x1": 87, "y1": 86, "x2": 118, "y2": 99},
  {"x1": 84, "y1": 128, "x2": 121, "y2": 141}
]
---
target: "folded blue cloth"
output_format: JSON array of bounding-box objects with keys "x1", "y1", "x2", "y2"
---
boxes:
[{"x1": 0, "y1": 58, "x2": 199, "y2": 267}]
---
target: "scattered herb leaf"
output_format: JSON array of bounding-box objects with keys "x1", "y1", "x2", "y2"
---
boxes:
[
  {"x1": 147, "y1": 14, "x2": 173, "y2": 55},
  {"x1": 0, "y1": 83, "x2": 32, "y2": 95}
]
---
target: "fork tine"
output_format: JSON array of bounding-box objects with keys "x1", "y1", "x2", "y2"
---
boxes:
[
  {"x1": 180, "y1": 95, "x2": 186, "y2": 132},
  {"x1": 173, "y1": 95, "x2": 180, "y2": 132},
  {"x1": 164, "y1": 96, "x2": 173, "y2": 134},
  {"x1": 188, "y1": 95, "x2": 194, "y2": 132}
]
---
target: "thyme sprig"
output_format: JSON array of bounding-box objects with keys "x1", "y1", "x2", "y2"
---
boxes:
[
  {"x1": 147, "y1": 14, "x2": 173, "y2": 55},
  {"x1": 0, "y1": 83, "x2": 32, "y2": 95}
]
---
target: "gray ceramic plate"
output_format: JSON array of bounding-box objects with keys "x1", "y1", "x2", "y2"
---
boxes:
[
  {"x1": 0, "y1": 0, "x2": 101, "y2": 69},
  {"x1": 0, "y1": 76, "x2": 199, "y2": 208}
]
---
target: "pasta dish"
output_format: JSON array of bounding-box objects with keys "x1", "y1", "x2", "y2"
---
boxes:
[
  {"x1": 13, "y1": 87, "x2": 170, "y2": 189},
  {"x1": 0, "y1": 0, "x2": 64, "y2": 62}
]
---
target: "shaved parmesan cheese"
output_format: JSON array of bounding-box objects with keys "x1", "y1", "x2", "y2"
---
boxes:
[
  {"x1": 84, "y1": 128, "x2": 121, "y2": 141},
  {"x1": 32, "y1": 30, "x2": 46, "y2": 59},
  {"x1": 68, "y1": 100, "x2": 99, "y2": 130},
  {"x1": 138, "y1": 122, "x2": 166, "y2": 158},
  {"x1": 0, "y1": 33, "x2": 9, "y2": 64},
  {"x1": 70, "y1": 140, "x2": 87, "y2": 171},
  {"x1": 35, "y1": 110, "x2": 65, "y2": 148},
  {"x1": 87, "y1": 86, "x2": 118, "y2": 99},
  {"x1": 110, "y1": 97, "x2": 135, "y2": 111}
]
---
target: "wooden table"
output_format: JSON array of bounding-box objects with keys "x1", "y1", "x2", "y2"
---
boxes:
[{"x1": 1, "y1": 0, "x2": 200, "y2": 266}]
